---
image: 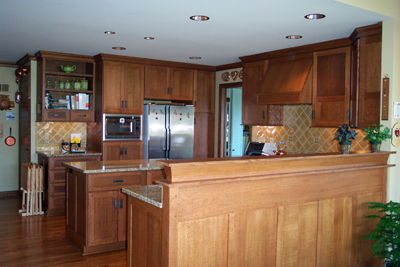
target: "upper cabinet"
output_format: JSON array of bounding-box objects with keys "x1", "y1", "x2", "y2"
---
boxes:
[
  {"x1": 97, "y1": 60, "x2": 144, "y2": 115},
  {"x1": 193, "y1": 70, "x2": 215, "y2": 113},
  {"x1": 36, "y1": 51, "x2": 95, "y2": 122},
  {"x1": 312, "y1": 47, "x2": 351, "y2": 127},
  {"x1": 144, "y1": 65, "x2": 194, "y2": 101}
]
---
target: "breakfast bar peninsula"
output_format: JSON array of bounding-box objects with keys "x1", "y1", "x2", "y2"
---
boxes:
[{"x1": 123, "y1": 152, "x2": 394, "y2": 267}]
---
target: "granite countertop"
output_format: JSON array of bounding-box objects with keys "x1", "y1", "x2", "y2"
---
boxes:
[
  {"x1": 122, "y1": 185, "x2": 163, "y2": 208},
  {"x1": 36, "y1": 150, "x2": 102, "y2": 157},
  {"x1": 62, "y1": 159, "x2": 164, "y2": 174}
]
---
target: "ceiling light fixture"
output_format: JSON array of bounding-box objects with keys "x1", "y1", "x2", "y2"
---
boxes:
[
  {"x1": 189, "y1": 57, "x2": 201, "y2": 60},
  {"x1": 144, "y1": 37, "x2": 155, "y2": 40},
  {"x1": 285, "y1": 35, "x2": 302, "y2": 39},
  {"x1": 104, "y1": 31, "x2": 116, "y2": 35},
  {"x1": 190, "y1": 15, "x2": 210, "y2": 21},
  {"x1": 112, "y1": 47, "x2": 126, "y2": 50},
  {"x1": 304, "y1": 14, "x2": 326, "y2": 20}
]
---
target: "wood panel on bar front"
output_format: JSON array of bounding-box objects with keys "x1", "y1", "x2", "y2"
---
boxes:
[{"x1": 126, "y1": 152, "x2": 393, "y2": 267}]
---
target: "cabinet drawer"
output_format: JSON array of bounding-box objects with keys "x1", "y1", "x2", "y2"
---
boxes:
[
  {"x1": 50, "y1": 170, "x2": 66, "y2": 184},
  {"x1": 71, "y1": 110, "x2": 94, "y2": 122},
  {"x1": 88, "y1": 172, "x2": 145, "y2": 192},
  {"x1": 43, "y1": 109, "x2": 70, "y2": 122},
  {"x1": 50, "y1": 183, "x2": 66, "y2": 196},
  {"x1": 48, "y1": 196, "x2": 66, "y2": 209}
]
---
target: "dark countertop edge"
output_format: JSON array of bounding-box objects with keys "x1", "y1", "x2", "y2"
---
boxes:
[
  {"x1": 122, "y1": 186, "x2": 163, "y2": 208},
  {"x1": 62, "y1": 163, "x2": 163, "y2": 174},
  {"x1": 36, "y1": 150, "x2": 102, "y2": 157}
]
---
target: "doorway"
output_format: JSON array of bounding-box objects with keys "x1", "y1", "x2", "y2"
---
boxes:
[{"x1": 218, "y1": 82, "x2": 249, "y2": 157}]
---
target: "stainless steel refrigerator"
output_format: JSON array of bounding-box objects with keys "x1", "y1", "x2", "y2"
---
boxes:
[{"x1": 143, "y1": 103, "x2": 194, "y2": 159}]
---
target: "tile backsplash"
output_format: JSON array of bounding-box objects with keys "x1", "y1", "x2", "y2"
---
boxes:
[
  {"x1": 36, "y1": 122, "x2": 87, "y2": 151},
  {"x1": 254, "y1": 105, "x2": 370, "y2": 153}
]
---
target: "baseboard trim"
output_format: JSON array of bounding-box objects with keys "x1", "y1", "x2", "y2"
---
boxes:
[{"x1": 0, "y1": 191, "x2": 19, "y2": 198}]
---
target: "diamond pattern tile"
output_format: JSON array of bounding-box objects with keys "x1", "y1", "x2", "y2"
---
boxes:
[
  {"x1": 36, "y1": 122, "x2": 87, "y2": 151},
  {"x1": 255, "y1": 105, "x2": 369, "y2": 153}
]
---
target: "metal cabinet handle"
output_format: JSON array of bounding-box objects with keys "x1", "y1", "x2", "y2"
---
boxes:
[
  {"x1": 120, "y1": 199, "x2": 123, "y2": 209},
  {"x1": 170, "y1": 88, "x2": 173, "y2": 94},
  {"x1": 262, "y1": 111, "x2": 265, "y2": 119},
  {"x1": 167, "y1": 87, "x2": 170, "y2": 94},
  {"x1": 125, "y1": 147, "x2": 127, "y2": 155},
  {"x1": 53, "y1": 114, "x2": 61, "y2": 117},
  {"x1": 79, "y1": 114, "x2": 86, "y2": 117},
  {"x1": 61, "y1": 188, "x2": 65, "y2": 191},
  {"x1": 113, "y1": 180, "x2": 123, "y2": 183},
  {"x1": 61, "y1": 174, "x2": 65, "y2": 178},
  {"x1": 120, "y1": 148, "x2": 123, "y2": 155},
  {"x1": 121, "y1": 101, "x2": 124, "y2": 108},
  {"x1": 194, "y1": 101, "x2": 197, "y2": 107},
  {"x1": 62, "y1": 201, "x2": 66, "y2": 204},
  {"x1": 114, "y1": 199, "x2": 118, "y2": 209}
]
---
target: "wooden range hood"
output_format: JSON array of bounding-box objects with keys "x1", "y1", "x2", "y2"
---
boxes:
[{"x1": 257, "y1": 53, "x2": 313, "y2": 105}]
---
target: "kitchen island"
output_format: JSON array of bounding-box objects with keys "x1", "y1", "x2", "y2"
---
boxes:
[
  {"x1": 62, "y1": 159, "x2": 165, "y2": 255},
  {"x1": 123, "y1": 152, "x2": 394, "y2": 267}
]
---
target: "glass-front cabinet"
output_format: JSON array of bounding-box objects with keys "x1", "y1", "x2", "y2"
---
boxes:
[{"x1": 36, "y1": 51, "x2": 95, "y2": 122}]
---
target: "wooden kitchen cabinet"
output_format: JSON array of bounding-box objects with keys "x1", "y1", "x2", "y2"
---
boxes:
[
  {"x1": 312, "y1": 46, "x2": 351, "y2": 127},
  {"x1": 144, "y1": 65, "x2": 194, "y2": 101},
  {"x1": 102, "y1": 141, "x2": 143, "y2": 161},
  {"x1": 66, "y1": 169, "x2": 146, "y2": 255},
  {"x1": 35, "y1": 51, "x2": 95, "y2": 122},
  {"x1": 194, "y1": 70, "x2": 215, "y2": 113},
  {"x1": 350, "y1": 25, "x2": 382, "y2": 129},
  {"x1": 100, "y1": 61, "x2": 144, "y2": 114},
  {"x1": 37, "y1": 153, "x2": 101, "y2": 216},
  {"x1": 194, "y1": 112, "x2": 214, "y2": 158}
]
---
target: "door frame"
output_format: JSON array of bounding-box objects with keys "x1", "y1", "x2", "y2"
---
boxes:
[{"x1": 218, "y1": 82, "x2": 242, "y2": 157}]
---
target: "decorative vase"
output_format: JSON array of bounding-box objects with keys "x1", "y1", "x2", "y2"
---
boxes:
[
  {"x1": 369, "y1": 141, "x2": 382, "y2": 153},
  {"x1": 339, "y1": 141, "x2": 352, "y2": 154}
]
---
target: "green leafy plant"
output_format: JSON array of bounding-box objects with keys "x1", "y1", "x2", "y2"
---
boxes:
[
  {"x1": 333, "y1": 124, "x2": 358, "y2": 143},
  {"x1": 363, "y1": 124, "x2": 392, "y2": 143},
  {"x1": 364, "y1": 201, "x2": 400, "y2": 267}
]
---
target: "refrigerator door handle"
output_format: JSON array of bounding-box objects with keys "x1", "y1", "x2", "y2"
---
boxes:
[{"x1": 166, "y1": 128, "x2": 170, "y2": 152}]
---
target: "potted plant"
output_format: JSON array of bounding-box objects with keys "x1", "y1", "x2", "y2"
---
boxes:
[
  {"x1": 334, "y1": 124, "x2": 358, "y2": 154},
  {"x1": 363, "y1": 124, "x2": 392, "y2": 152},
  {"x1": 364, "y1": 201, "x2": 400, "y2": 267}
]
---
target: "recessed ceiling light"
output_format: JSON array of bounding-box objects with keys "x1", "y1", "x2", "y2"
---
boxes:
[
  {"x1": 104, "y1": 31, "x2": 115, "y2": 35},
  {"x1": 189, "y1": 57, "x2": 201, "y2": 60},
  {"x1": 286, "y1": 35, "x2": 302, "y2": 39},
  {"x1": 190, "y1": 15, "x2": 210, "y2": 21},
  {"x1": 304, "y1": 14, "x2": 326, "y2": 20},
  {"x1": 144, "y1": 37, "x2": 155, "y2": 40},
  {"x1": 112, "y1": 47, "x2": 126, "y2": 50}
]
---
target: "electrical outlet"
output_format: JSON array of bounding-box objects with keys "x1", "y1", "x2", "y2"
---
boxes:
[
  {"x1": 45, "y1": 132, "x2": 49, "y2": 141},
  {"x1": 288, "y1": 136, "x2": 293, "y2": 142},
  {"x1": 270, "y1": 138, "x2": 274, "y2": 143},
  {"x1": 314, "y1": 137, "x2": 319, "y2": 144}
]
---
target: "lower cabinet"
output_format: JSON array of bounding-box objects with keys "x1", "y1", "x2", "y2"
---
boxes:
[
  {"x1": 65, "y1": 169, "x2": 146, "y2": 255},
  {"x1": 102, "y1": 141, "x2": 143, "y2": 161},
  {"x1": 38, "y1": 154, "x2": 101, "y2": 216}
]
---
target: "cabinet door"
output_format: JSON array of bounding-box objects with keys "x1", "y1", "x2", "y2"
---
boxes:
[
  {"x1": 123, "y1": 141, "x2": 143, "y2": 160},
  {"x1": 242, "y1": 61, "x2": 268, "y2": 104},
  {"x1": 144, "y1": 65, "x2": 169, "y2": 99},
  {"x1": 103, "y1": 61, "x2": 123, "y2": 113},
  {"x1": 103, "y1": 142, "x2": 123, "y2": 161},
  {"x1": 169, "y1": 68, "x2": 194, "y2": 101},
  {"x1": 194, "y1": 70, "x2": 215, "y2": 113},
  {"x1": 123, "y1": 63, "x2": 144, "y2": 114},
  {"x1": 194, "y1": 112, "x2": 214, "y2": 158},
  {"x1": 312, "y1": 47, "x2": 351, "y2": 127},
  {"x1": 88, "y1": 190, "x2": 119, "y2": 246},
  {"x1": 242, "y1": 104, "x2": 267, "y2": 125}
]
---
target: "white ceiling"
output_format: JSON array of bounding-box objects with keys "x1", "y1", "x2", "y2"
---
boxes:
[{"x1": 0, "y1": 0, "x2": 390, "y2": 66}]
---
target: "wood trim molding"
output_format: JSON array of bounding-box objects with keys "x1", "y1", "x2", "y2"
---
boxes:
[
  {"x1": 215, "y1": 62, "x2": 243, "y2": 71},
  {"x1": 239, "y1": 37, "x2": 351, "y2": 63},
  {"x1": 35, "y1": 51, "x2": 95, "y2": 62},
  {"x1": 95, "y1": 53, "x2": 216, "y2": 71},
  {"x1": 17, "y1": 54, "x2": 36, "y2": 67},
  {"x1": 0, "y1": 62, "x2": 18, "y2": 68},
  {"x1": 349, "y1": 22, "x2": 382, "y2": 43}
]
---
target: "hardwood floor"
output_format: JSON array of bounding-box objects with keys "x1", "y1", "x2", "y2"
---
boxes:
[{"x1": 0, "y1": 196, "x2": 127, "y2": 267}]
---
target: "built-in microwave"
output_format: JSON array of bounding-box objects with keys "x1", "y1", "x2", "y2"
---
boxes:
[{"x1": 103, "y1": 114, "x2": 142, "y2": 141}]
